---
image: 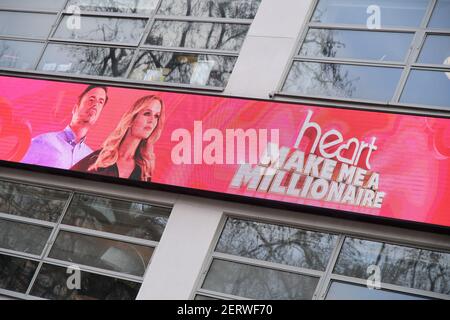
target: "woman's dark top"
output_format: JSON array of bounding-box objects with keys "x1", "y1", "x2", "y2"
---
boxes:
[{"x1": 71, "y1": 150, "x2": 143, "y2": 181}]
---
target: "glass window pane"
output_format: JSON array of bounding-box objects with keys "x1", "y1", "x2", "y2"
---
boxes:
[
  {"x1": 326, "y1": 281, "x2": 429, "y2": 300},
  {"x1": 0, "y1": 254, "x2": 39, "y2": 293},
  {"x1": 216, "y1": 218, "x2": 338, "y2": 271},
  {"x1": 0, "y1": 0, "x2": 66, "y2": 11},
  {"x1": 0, "y1": 219, "x2": 51, "y2": 255},
  {"x1": 54, "y1": 16, "x2": 147, "y2": 45},
  {"x1": 282, "y1": 61, "x2": 402, "y2": 102},
  {"x1": 146, "y1": 20, "x2": 249, "y2": 51},
  {"x1": 0, "y1": 180, "x2": 70, "y2": 222},
  {"x1": 202, "y1": 259, "x2": 319, "y2": 299},
  {"x1": 129, "y1": 50, "x2": 236, "y2": 87},
  {"x1": 48, "y1": 231, "x2": 153, "y2": 277},
  {"x1": 62, "y1": 194, "x2": 170, "y2": 241},
  {"x1": 37, "y1": 44, "x2": 134, "y2": 77},
  {"x1": 334, "y1": 238, "x2": 450, "y2": 295},
  {"x1": 312, "y1": 0, "x2": 429, "y2": 27},
  {"x1": 417, "y1": 35, "x2": 450, "y2": 65},
  {"x1": 66, "y1": 0, "x2": 159, "y2": 15},
  {"x1": 428, "y1": 0, "x2": 450, "y2": 29},
  {"x1": 400, "y1": 69, "x2": 450, "y2": 109},
  {"x1": 30, "y1": 263, "x2": 140, "y2": 300},
  {"x1": 0, "y1": 11, "x2": 56, "y2": 38},
  {"x1": 0, "y1": 40, "x2": 44, "y2": 70},
  {"x1": 157, "y1": 0, "x2": 262, "y2": 19},
  {"x1": 300, "y1": 29, "x2": 414, "y2": 62}
]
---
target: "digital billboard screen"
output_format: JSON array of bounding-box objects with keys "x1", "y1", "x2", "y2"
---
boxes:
[{"x1": 0, "y1": 75, "x2": 449, "y2": 229}]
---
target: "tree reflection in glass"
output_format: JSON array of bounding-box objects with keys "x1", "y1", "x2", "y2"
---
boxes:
[
  {"x1": 30, "y1": 263, "x2": 140, "y2": 300},
  {"x1": 0, "y1": 254, "x2": 38, "y2": 293},
  {"x1": 0, "y1": 40, "x2": 44, "y2": 70},
  {"x1": 157, "y1": 0, "x2": 262, "y2": 19},
  {"x1": 334, "y1": 237, "x2": 450, "y2": 295},
  {"x1": 0, "y1": 219, "x2": 51, "y2": 255},
  {"x1": 216, "y1": 218, "x2": 338, "y2": 271},
  {"x1": 0, "y1": 180, "x2": 70, "y2": 222},
  {"x1": 283, "y1": 61, "x2": 402, "y2": 102},
  {"x1": 129, "y1": 50, "x2": 236, "y2": 87},
  {"x1": 146, "y1": 20, "x2": 249, "y2": 51},
  {"x1": 62, "y1": 194, "x2": 169, "y2": 241},
  {"x1": 37, "y1": 44, "x2": 134, "y2": 77},
  {"x1": 54, "y1": 16, "x2": 147, "y2": 45},
  {"x1": 49, "y1": 231, "x2": 153, "y2": 277},
  {"x1": 202, "y1": 259, "x2": 319, "y2": 299}
]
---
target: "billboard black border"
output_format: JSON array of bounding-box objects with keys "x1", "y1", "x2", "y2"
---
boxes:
[{"x1": 0, "y1": 72, "x2": 449, "y2": 235}]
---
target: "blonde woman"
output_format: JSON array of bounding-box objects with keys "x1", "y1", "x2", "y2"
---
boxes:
[{"x1": 72, "y1": 95, "x2": 165, "y2": 182}]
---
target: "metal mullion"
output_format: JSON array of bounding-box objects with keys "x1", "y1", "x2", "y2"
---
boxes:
[
  {"x1": 45, "y1": 38, "x2": 136, "y2": 49},
  {"x1": 41, "y1": 257, "x2": 144, "y2": 283},
  {"x1": 0, "y1": 248, "x2": 41, "y2": 261},
  {"x1": 315, "y1": 235, "x2": 345, "y2": 300},
  {"x1": 212, "y1": 252, "x2": 323, "y2": 278},
  {"x1": 140, "y1": 45, "x2": 239, "y2": 56},
  {"x1": 392, "y1": 101, "x2": 450, "y2": 113},
  {"x1": 411, "y1": 64, "x2": 450, "y2": 70},
  {"x1": 196, "y1": 289, "x2": 249, "y2": 301},
  {"x1": 24, "y1": 191, "x2": 74, "y2": 295},
  {"x1": 154, "y1": 15, "x2": 252, "y2": 25},
  {"x1": 308, "y1": 22, "x2": 419, "y2": 33},
  {"x1": 0, "y1": 9, "x2": 59, "y2": 15},
  {"x1": 124, "y1": 0, "x2": 163, "y2": 78},
  {"x1": 292, "y1": 57, "x2": 404, "y2": 68},
  {"x1": 0, "y1": 35, "x2": 47, "y2": 42},
  {"x1": 61, "y1": 10, "x2": 151, "y2": 19},
  {"x1": 0, "y1": 212, "x2": 55, "y2": 228},
  {"x1": 307, "y1": 24, "x2": 417, "y2": 35},
  {"x1": 32, "y1": 0, "x2": 71, "y2": 71},
  {"x1": 392, "y1": 0, "x2": 436, "y2": 104},
  {"x1": 58, "y1": 224, "x2": 159, "y2": 247},
  {"x1": 188, "y1": 215, "x2": 228, "y2": 300},
  {"x1": 329, "y1": 274, "x2": 450, "y2": 300},
  {"x1": 425, "y1": 29, "x2": 450, "y2": 34},
  {"x1": 294, "y1": 55, "x2": 405, "y2": 67},
  {"x1": 0, "y1": 289, "x2": 33, "y2": 300},
  {"x1": 48, "y1": 37, "x2": 139, "y2": 48}
]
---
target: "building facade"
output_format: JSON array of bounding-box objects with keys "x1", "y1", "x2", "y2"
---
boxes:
[{"x1": 0, "y1": 0, "x2": 449, "y2": 300}]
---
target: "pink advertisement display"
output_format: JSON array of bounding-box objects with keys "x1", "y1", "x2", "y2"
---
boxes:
[{"x1": 0, "y1": 76, "x2": 449, "y2": 228}]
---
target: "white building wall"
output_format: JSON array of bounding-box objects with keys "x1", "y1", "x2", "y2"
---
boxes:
[{"x1": 224, "y1": 0, "x2": 314, "y2": 99}]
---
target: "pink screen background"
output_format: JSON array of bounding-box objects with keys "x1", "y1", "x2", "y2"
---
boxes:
[{"x1": 0, "y1": 76, "x2": 449, "y2": 228}]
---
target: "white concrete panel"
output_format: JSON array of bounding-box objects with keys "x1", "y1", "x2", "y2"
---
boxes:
[
  {"x1": 136, "y1": 196, "x2": 224, "y2": 300},
  {"x1": 224, "y1": 35, "x2": 296, "y2": 98},
  {"x1": 248, "y1": 0, "x2": 313, "y2": 38}
]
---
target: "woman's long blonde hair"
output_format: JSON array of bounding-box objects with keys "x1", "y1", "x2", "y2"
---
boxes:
[{"x1": 89, "y1": 95, "x2": 165, "y2": 181}]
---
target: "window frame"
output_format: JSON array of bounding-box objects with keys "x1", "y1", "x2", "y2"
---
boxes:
[
  {"x1": 277, "y1": 0, "x2": 450, "y2": 112},
  {"x1": 0, "y1": 177, "x2": 172, "y2": 300},
  {"x1": 194, "y1": 214, "x2": 450, "y2": 300},
  {"x1": 0, "y1": 0, "x2": 260, "y2": 91}
]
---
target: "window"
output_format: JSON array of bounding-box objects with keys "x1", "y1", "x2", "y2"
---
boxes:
[
  {"x1": 0, "y1": 180, "x2": 171, "y2": 300},
  {"x1": 196, "y1": 217, "x2": 450, "y2": 300},
  {"x1": 196, "y1": 217, "x2": 339, "y2": 299},
  {"x1": 281, "y1": 0, "x2": 450, "y2": 110},
  {"x1": 0, "y1": 0, "x2": 262, "y2": 90}
]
